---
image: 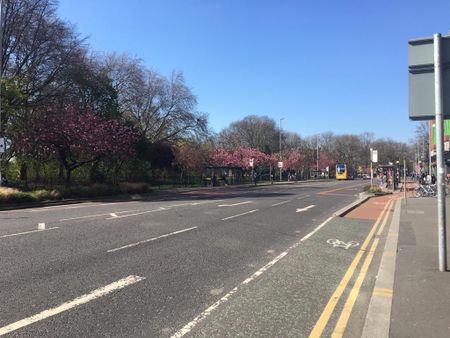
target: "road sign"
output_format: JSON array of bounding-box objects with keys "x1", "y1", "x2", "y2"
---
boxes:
[
  {"x1": 249, "y1": 158, "x2": 254, "y2": 167},
  {"x1": 408, "y1": 34, "x2": 450, "y2": 120},
  {"x1": 371, "y1": 149, "x2": 378, "y2": 163},
  {"x1": 277, "y1": 161, "x2": 283, "y2": 168},
  {"x1": 0, "y1": 138, "x2": 5, "y2": 153}
]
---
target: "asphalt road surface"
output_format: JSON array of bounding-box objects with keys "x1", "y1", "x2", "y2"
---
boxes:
[{"x1": 0, "y1": 180, "x2": 374, "y2": 337}]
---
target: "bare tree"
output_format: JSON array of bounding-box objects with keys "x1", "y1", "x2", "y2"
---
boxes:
[{"x1": 216, "y1": 115, "x2": 279, "y2": 153}]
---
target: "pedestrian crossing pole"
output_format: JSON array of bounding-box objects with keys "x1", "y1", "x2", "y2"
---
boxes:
[{"x1": 434, "y1": 33, "x2": 447, "y2": 272}]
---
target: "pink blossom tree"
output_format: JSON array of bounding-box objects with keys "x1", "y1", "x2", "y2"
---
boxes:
[
  {"x1": 15, "y1": 106, "x2": 138, "y2": 186},
  {"x1": 210, "y1": 146, "x2": 271, "y2": 169}
]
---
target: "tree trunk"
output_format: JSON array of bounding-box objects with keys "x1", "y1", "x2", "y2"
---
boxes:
[
  {"x1": 59, "y1": 164, "x2": 64, "y2": 184},
  {"x1": 19, "y1": 162, "x2": 28, "y2": 182},
  {"x1": 65, "y1": 168, "x2": 72, "y2": 187}
]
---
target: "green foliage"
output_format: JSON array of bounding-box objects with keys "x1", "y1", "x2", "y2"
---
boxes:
[
  {"x1": 118, "y1": 182, "x2": 152, "y2": 194},
  {"x1": 363, "y1": 185, "x2": 383, "y2": 194}
]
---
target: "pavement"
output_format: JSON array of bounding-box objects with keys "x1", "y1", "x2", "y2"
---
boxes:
[{"x1": 346, "y1": 188, "x2": 450, "y2": 337}]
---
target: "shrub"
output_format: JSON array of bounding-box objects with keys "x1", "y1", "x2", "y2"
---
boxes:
[
  {"x1": 56, "y1": 184, "x2": 118, "y2": 198},
  {"x1": 118, "y1": 182, "x2": 152, "y2": 194},
  {"x1": 363, "y1": 185, "x2": 383, "y2": 194}
]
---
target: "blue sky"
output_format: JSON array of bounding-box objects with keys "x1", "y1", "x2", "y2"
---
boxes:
[{"x1": 57, "y1": 0, "x2": 450, "y2": 142}]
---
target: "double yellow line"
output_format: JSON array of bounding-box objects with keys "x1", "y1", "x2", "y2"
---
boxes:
[{"x1": 309, "y1": 198, "x2": 394, "y2": 338}]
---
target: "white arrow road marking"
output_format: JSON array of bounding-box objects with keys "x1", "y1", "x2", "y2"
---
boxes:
[
  {"x1": 60, "y1": 210, "x2": 140, "y2": 221},
  {"x1": 296, "y1": 205, "x2": 316, "y2": 213},
  {"x1": 0, "y1": 275, "x2": 145, "y2": 336},
  {"x1": 107, "y1": 227, "x2": 198, "y2": 253},
  {"x1": 218, "y1": 201, "x2": 253, "y2": 207}
]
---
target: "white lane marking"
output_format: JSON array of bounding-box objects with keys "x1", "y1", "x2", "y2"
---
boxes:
[
  {"x1": 26, "y1": 202, "x2": 125, "y2": 212},
  {"x1": 109, "y1": 213, "x2": 118, "y2": 218},
  {"x1": 271, "y1": 200, "x2": 291, "y2": 207},
  {"x1": 406, "y1": 210, "x2": 425, "y2": 214},
  {"x1": 107, "y1": 227, "x2": 198, "y2": 253},
  {"x1": 105, "y1": 207, "x2": 166, "y2": 220},
  {"x1": 60, "y1": 210, "x2": 140, "y2": 221},
  {"x1": 296, "y1": 205, "x2": 316, "y2": 213},
  {"x1": 0, "y1": 227, "x2": 59, "y2": 239},
  {"x1": 327, "y1": 239, "x2": 360, "y2": 250},
  {"x1": 0, "y1": 275, "x2": 145, "y2": 336},
  {"x1": 105, "y1": 201, "x2": 216, "y2": 220},
  {"x1": 218, "y1": 201, "x2": 253, "y2": 207},
  {"x1": 297, "y1": 195, "x2": 311, "y2": 200},
  {"x1": 171, "y1": 216, "x2": 334, "y2": 338},
  {"x1": 221, "y1": 209, "x2": 258, "y2": 221}
]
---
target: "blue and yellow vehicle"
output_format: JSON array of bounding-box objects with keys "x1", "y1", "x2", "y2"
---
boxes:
[{"x1": 335, "y1": 163, "x2": 355, "y2": 180}]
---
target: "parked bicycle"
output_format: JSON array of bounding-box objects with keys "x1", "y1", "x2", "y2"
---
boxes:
[{"x1": 415, "y1": 184, "x2": 437, "y2": 197}]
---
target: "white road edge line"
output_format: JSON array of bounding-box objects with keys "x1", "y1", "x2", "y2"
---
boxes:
[
  {"x1": 221, "y1": 209, "x2": 258, "y2": 221},
  {"x1": 0, "y1": 227, "x2": 60, "y2": 239},
  {"x1": 107, "y1": 226, "x2": 198, "y2": 253},
  {"x1": 0, "y1": 275, "x2": 145, "y2": 336},
  {"x1": 296, "y1": 205, "x2": 316, "y2": 213},
  {"x1": 218, "y1": 201, "x2": 253, "y2": 207},
  {"x1": 171, "y1": 216, "x2": 334, "y2": 338},
  {"x1": 271, "y1": 200, "x2": 291, "y2": 207}
]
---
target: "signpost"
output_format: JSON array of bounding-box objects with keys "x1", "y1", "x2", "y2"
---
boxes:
[
  {"x1": 370, "y1": 149, "x2": 377, "y2": 187},
  {"x1": 409, "y1": 33, "x2": 449, "y2": 271}
]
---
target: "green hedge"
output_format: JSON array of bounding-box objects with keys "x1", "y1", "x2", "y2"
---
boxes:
[{"x1": 0, "y1": 182, "x2": 153, "y2": 204}]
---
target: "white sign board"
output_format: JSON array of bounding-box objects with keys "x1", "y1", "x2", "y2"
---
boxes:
[
  {"x1": 0, "y1": 138, "x2": 5, "y2": 154},
  {"x1": 249, "y1": 158, "x2": 254, "y2": 167},
  {"x1": 277, "y1": 161, "x2": 283, "y2": 168},
  {"x1": 371, "y1": 149, "x2": 378, "y2": 163}
]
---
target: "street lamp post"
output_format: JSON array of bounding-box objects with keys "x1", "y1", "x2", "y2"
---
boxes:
[
  {"x1": 316, "y1": 138, "x2": 319, "y2": 175},
  {"x1": 279, "y1": 118, "x2": 284, "y2": 182}
]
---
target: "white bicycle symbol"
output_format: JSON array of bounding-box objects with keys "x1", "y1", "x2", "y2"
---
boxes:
[{"x1": 327, "y1": 239, "x2": 359, "y2": 250}]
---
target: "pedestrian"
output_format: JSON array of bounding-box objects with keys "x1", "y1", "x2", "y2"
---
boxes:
[
  {"x1": 431, "y1": 174, "x2": 436, "y2": 185},
  {"x1": 212, "y1": 175, "x2": 217, "y2": 187},
  {"x1": 1, "y1": 174, "x2": 8, "y2": 187}
]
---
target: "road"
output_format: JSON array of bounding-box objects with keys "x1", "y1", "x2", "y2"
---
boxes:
[{"x1": 0, "y1": 180, "x2": 375, "y2": 337}]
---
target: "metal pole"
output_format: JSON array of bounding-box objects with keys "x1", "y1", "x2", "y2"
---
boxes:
[
  {"x1": 316, "y1": 141, "x2": 319, "y2": 175},
  {"x1": 279, "y1": 118, "x2": 283, "y2": 182},
  {"x1": 434, "y1": 33, "x2": 447, "y2": 272},
  {"x1": 370, "y1": 148, "x2": 373, "y2": 187},
  {"x1": 404, "y1": 159, "x2": 407, "y2": 201}
]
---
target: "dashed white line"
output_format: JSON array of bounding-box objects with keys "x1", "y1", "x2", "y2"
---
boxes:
[
  {"x1": 297, "y1": 195, "x2": 311, "y2": 200},
  {"x1": 107, "y1": 226, "x2": 198, "y2": 253},
  {"x1": 221, "y1": 209, "x2": 259, "y2": 221},
  {"x1": 271, "y1": 200, "x2": 291, "y2": 207},
  {"x1": 0, "y1": 227, "x2": 60, "y2": 239},
  {"x1": 171, "y1": 216, "x2": 334, "y2": 337},
  {"x1": 218, "y1": 201, "x2": 253, "y2": 207},
  {"x1": 0, "y1": 275, "x2": 145, "y2": 336},
  {"x1": 296, "y1": 205, "x2": 316, "y2": 213}
]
